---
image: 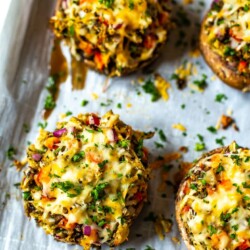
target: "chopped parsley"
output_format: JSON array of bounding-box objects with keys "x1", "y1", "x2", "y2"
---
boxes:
[
  {"x1": 232, "y1": 224, "x2": 239, "y2": 231},
  {"x1": 99, "y1": 0, "x2": 115, "y2": 8},
  {"x1": 208, "y1": 225, "x2": 217, "y2": 236},
  {"x1": 100, "y1": 99, "x2": 113, "y2": 107},
  {"x1": 44, "y1": 94, "x2": 56, "y2": 110},
  {"x1": 195, "y1": 134, "x2": 206, "y2": 151},
  {"x1": 23, "y1": 191, "x2": 31, "y2": 201},
  {"x1": 81, "y1": 100, "x2": 89, "y2": 107},
  {"x1": 69, "y1": 25, "x2": 75, "y2": 36},
  {"x1": 215, "y1": 136, "x2": 226, "y2": 146},
  {"x1": 155, "y1": 142, "x2": 164, "y2": 148},
  {"x1": 158, "y1": 129, "x2": 167, "y2": 142},
  {"x1": 230, "y1": 233, "x2": 237, "y2": 239},
  {"x1": 129, "y1": 0, "x2": 134, "y2": 9},
  {"x1": 65, "y1": 111, "x2": 72, "y2": 116},
  {"x1": 220, "y1": 212, "x2": 231, "y2": 223},
  {"x1": 51, "y1": 181, "x2": 82, "y2": 198},
  {"x1": 13, "y1": 183, "x2": 20, "y2": 188},
  {"x1": 193, "y1": 74, "x2": 207, "y2": 90},
  {"x1": 195, "y1": 143, "x2": 205, "y2": 151},
  {"x1": 6, "y1": 146, "x2": 16, "y2": 160},
  {"x1": 117, "y1": 103, "x2": 122, "y2": 109},
  {"x1": 231, "y1": 155, "x2": 241, "y2": 166},
  {"x1": 118, "y1": 140, "x2": 130, "y2": 148},
  {"x1": 142, "y1": 79, "x2": 161, "y2": 102},
  {"x1": 190, "y1": 183, "x2": 198, "y2": 191},
  {"x1": 71, "y1": 151, "x2": 85, "y2": 162},
  {"x1": 243, "y1": 195, "x2": 250, "y2": 201},
  {"x1": 38, "y1": 121, "x2": 48, "y2": 129},
  {"x1": 98, "y1": 160, "x2": 108, "y2": 168},
  {"x1": 91, "y1": 182, "x2": 109, "y2": 201},
  {"x1": 216, "y1": 163, "x2": 224, "y2": 174},
  {"x1": 207, "y1": 126, "x2": 217, "y2": 134},
  {"x1": 224, "y1": 46, "x2": 236, "y2": 56},
  {"x1": 244, "y1": 4, "x2": 249, "y2": 12},
  {"x1": 46, "y1": 76, "x2": 57, "y2": 95},
  {"x1": 215, "y1": 93, "x2": 228, "y2": 103},
  {"x1": 242, "y1": 182, "x2": 250, "y2": 189}
]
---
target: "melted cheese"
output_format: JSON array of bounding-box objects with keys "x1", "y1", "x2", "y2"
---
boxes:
[
  {"x1": 50, "y1": 0, "x2": 170, "y2": 76},
  {"x1": 206, "y1": 0, "x2": 250, "y2": 57},
  {"x1": 22, "y1": 111, "x2": 152, "y2": 248},
  {"x1": 178, "y1": 142, "x2": 250, "y2": 249}
]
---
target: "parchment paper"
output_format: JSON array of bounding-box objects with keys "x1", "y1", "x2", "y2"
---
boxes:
[{"x1": 1, "y1": 0, "x2": 250, "y2": 249}]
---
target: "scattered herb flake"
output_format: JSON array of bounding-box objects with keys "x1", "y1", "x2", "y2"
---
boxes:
[
  {"x1": 208, "y1": 225, "x2": 217, "y2": 236},
  {"x1": 215, "y1": 136, "x2": 226, "y2": 146},
  {"x1": 71, "y1": 151, "x2": 85, "y2": 162},
  {"x1": 207, "y1": 126, "x2": 217, "y2": 134},
  {"x1": 215, "y1": 93, "x2": 228, "y2": 103},
  {"x1": 158, "y1": 129, "x2": 167, "y2": 142},
  {"x1": 142, "y1": 79, "x2": 161, "y2": 102},
  {"x1": 65, "y1": 111, "x2": 72, "y2": 116},
  {"x1": 38, "y1": 121, "x2": 48, "y2": 129},
  {"x1": 44, "y1": 94, "x2": 56, "y2": 110},
  {"x1": 6, "y1": 146, "x2": 16, "y2": 160},
  {"x1": 81, "y1": 100, "x2": 89, "y2": 107},
  {"x1": 155, "y1": 142, "x2": 164, "y2": 148},
  {"x1": 193, "y1": 74, "x2": 207, "y2": 90}
]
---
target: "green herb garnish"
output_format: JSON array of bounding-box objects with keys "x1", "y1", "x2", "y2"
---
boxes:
[
  {"x1": 71, "y1": 151, "x2": 85, "y2": 162},
  {"x1": 142, "y1": 79, "x2": 161, "y2": 102},
  {"x1": 44, "y1": 94, "x2": 56, "y2": 110}
]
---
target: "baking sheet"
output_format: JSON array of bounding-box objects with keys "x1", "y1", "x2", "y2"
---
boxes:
[{"x1": 1, "y1": 0, "x2": 250, "y2": 249}]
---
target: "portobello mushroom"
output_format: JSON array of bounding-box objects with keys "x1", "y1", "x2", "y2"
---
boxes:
[
  {"x1": 200, "y1": 0, "x2": 250, "y2": 91},
  {"x1": 176, "y1": 142, "x2": 250, "y2": 250},
  {"x1": 50, "y1": 0, "x2": 171, "y2": 77},
  {"x1": 21, "y1": 111, "x2": 154, "y2": 249}
]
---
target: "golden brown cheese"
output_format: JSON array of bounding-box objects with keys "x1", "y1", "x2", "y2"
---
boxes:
[{"x1": 176, "y1": 142, "x2": 250, "y2": 250}]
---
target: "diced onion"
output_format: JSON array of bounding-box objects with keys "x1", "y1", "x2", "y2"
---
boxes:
[
  {"x1": 83, "y1": 225, "x2": 91, "y2": 236},
  {"x1": 32, "y1": 153, "x2": 42, "y2": 162},
  {"x1": 53, "y1": 128, "x2": 67, "y2": 137}
]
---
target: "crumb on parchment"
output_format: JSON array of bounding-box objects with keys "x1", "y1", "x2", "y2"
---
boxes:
[
  {"x1": 154, "y1": 215, "x2": 173, "y2": 240},
  {"x1": 172, "y1": 123, "x2": 187, "y2": 132}
]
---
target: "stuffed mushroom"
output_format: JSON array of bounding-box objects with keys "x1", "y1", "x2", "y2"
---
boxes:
[
  {"x1": 200, "y1": 0, "x2": 250, "y2": 90},
  {"x1": 176, "y1": 142, "x2": 250, "y2": 250},
  {"x1": 50, "y1": 0, "x2": 171, "y2": 76},
  {"x1": 21, "y1": 111, "x2": 153, "y2": 249}
]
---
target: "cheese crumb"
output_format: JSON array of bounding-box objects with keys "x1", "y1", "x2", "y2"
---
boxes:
[{"x1": 172, "y1": 123, "x2": 187, "y2": 132}]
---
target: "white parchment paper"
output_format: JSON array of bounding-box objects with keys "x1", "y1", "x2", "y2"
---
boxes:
[{"x1": 1, "y1": 0, "x2": 250, "y2": 249}]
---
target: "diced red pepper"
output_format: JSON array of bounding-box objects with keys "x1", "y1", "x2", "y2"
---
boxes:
[
  {"x1": 182, "y1": 205, "x2": 190, "y2": 213},
  {"x1": 87, "y1": 114, "x2": 100, "y2": 126},
  {"x1": 94, "y1": 52, "x2": 104, "y2": 71},
  {"x1": 183, "y1": 183, "x2": 190, "y2": 195},
  {"x1": 134, "y1": 192, "x2": 144, "y2": 202},
  {"x1": 143, "y1": 35, "x2": 156, "y2": 49},
  {"x1": 237, "y1": 241, "x2": 250, "y2": 250},
  {"x1": 238, "y1": 61, "x2": 248, "y2": 73}
]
